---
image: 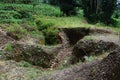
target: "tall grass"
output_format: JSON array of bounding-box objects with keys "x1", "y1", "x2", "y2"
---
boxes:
[{"x1": 0, "y1": 3, "x2": 60, "y2": 23}]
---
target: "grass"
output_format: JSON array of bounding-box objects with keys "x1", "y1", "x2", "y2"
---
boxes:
[
  {"x1": 0, "y1": 3, "x2": 119, "y2": 32},
  {"x1": 5, "y1": 43, "x2": 13, "y2": 51},
  {"x1": 84, "y1": 52, "x2": 109, "y2": 62},
  {"x1": 35, "y1": 15, "x2": 120, "y2": 32},
  {"x1": 0, "y1": 3, "x2": 60, "y2": 24}
]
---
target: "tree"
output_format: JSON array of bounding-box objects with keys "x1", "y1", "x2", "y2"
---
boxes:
[
  {"x1": 22, "y1": 0, "x2": 32, "y2": 4},
  {"x1": 58, "y1": 0, "x2": 78, "y2": 16},
  {"x1": 101, "y1": 0, "x2": 117, "y2": 24},
  {"x1": 49, "y1": 0, "x2": 59, "y2": 6},
  {"x1": 82, "y1": 0, "x2": 117, "y2": 24}
]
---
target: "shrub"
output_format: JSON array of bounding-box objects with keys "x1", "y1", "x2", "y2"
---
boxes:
[
  {"x1": 58, "y1": 0, "x2": 77, "y2": 16},
  {"x1": 6, "y1": 43, "x2": 13, "y2": 51},
  {"x1": 43, "y1": 27, "x2": 59, "y2": 45},
  {"x1": 35, "y1": 18, "x2": 55, "y2": 31},
  {"x1": 17, "y1": 10, "x2": 31, "y2": 19},
  {"x1": 49, "y1": 0, "x2": 59, "y2": 6},
  {"x1": 35, "y1": 17, "x2": 59, "y2": 45},
  {"x1": 6, "y1": 24, "x2": 27, "y2": 40},
  {"x1": 19, "y1": 61, "x2": 31, "y2": 67}
]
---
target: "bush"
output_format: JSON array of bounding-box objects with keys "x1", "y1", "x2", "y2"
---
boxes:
[
  {"x1": 35, "y1": 18, "x2": 55, "y2": 31},
  {"x1": 43, "y1": 27, "x2": 59, "y2": 45},
  {"x1": 58, "y1": 0, "x2": 77, "y2": 16},
  {"x1": 35, "y1": 17, "x2": 58, "y2": 45},
  {"x1": 49, "y1": 0, "x2": 59, "y2": 6},
  {"x1": 17, "y1": 10, "x2": 31, "y2": 19},
  {"x1": 19, "y1": 61, "x2": 31, "y2": 67},
  {"x1": 6, "y1": 43, "x2": 13, "y2": 51},
  {"x1": 6, "y1": 24, "x2": 27, "y2": 40}
]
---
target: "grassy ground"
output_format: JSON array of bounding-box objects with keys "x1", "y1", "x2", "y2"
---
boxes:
[
  {"x1": 0, "y1": 3, "x2": 119, "y2": 30},
  {"x1": 0, "y1": 3, "x2": 119, "y2": 45}
]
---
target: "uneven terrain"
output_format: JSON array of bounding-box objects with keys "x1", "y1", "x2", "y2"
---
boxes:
[{"x1": 0, "y1": 26, "x2": 120, "y2": 80}]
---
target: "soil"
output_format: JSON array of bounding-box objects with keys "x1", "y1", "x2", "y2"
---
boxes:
[
  {"x1": 38, "y1": 47, "x2": 120, "y2": 80},
  {"x1": 0, "y1": 27, "x2": 120, "y2": 80}
]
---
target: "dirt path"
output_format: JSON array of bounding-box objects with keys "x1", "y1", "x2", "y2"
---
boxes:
[{"x1": 50, "y1": 30, "x2": 71, "y2": 69}]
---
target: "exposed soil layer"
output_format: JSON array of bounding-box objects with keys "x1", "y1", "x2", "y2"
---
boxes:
[
  {"x1": 38, "y1": 47, "x2": 120, "y2": 80},
  {"x1": 0, "y1": 27, "x2": 120, "y2": 69},
  {"x1": 71, "y1": 40, "x2": 119, "y2": 63},
  {"x1": 58, "y1": 27, "x2": 89, "y2": 45},
  {"x1": 51, "y1": 27, "x2": 120, "y2": 68},
  {"x1": 0, "y1": 27, "x2": 120, "y2": 80},
  {"x1": 4, "y1": 43, "x2": 63, "y2": 68}
]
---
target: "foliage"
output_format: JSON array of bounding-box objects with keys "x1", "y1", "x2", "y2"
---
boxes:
[
  {"x1": 49, "y1": 0, "x2": 59, "y2": 6},
  {"x1": 82, "y1": 0, "x2": 117, "y2": 24},
  {"x1": 6, "y1": 24, "x2": 27, "y2": 40},
  {"x1": 6, "y1": 43, "x2": 13, "y2": 51},
  {"x1": 0, "y1": 3, "x2": 60, "y2": 23},
  {"x1": 43, "y1": 27, "x2": 59, "y2": 45},
  {"x1": 58, "y1": 0, "x2": 78, "y2": 16},
  {"x1": 35, "y1": 17, "x2": 58, "y2": 45},
  {"x1": 35, "y1": 18, "x2": 55, "y2": 31},
  {"x1": 101, "y1": 0, "x2": 117, "y2": 24},
  {"x1": 17, "y1": 10, "x2": 31, "y2": 19},
  {"x1": 19, "y1": 61, "x2": 31, "y2": 67}
]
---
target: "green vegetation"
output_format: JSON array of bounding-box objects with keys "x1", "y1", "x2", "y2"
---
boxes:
[
  {"x1": 6, "y1": 24, "x2": 27, "y2": 40},
  {"x1": 0, "y1": 3, "x2": 60, "y2": 23},
  {"x1": 19, "y1": 61, "x2": 31, "y2": 67},
  {"x1": 0, "y1": 1, "x2": 120, "y2": 79},
  {"x1": 58, "y1": 0, "x2": 78, "y2": 16},
  {"x1": 0, "y1": 1, "x2": 119, "y2": 44},
  {"x1": 82, "y1": 0, "x2": 117, "y2": 24},
  {"x1": 5, "y1": 43, "x2": 13, "y2": 51}
]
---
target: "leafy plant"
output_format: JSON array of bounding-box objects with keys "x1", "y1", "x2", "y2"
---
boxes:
[
  {"x1": 19, "y1": 61, "x2": 31, "y2": 67},
  {"x1": 43, "y1": 27, "x2": 59, "y2": 45},
  {"x1": 35, "y1": 18, "x2": 55, "y2": 31},
  {"x1": 82, "y1": 0, "x2": 117, "y2": 24},
  {"x1": 6, "y1": 24, "x2": 27, "y2": 40},
  {"x1": 6, "y1": 43, "x2": 13, "y2": 51}
]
